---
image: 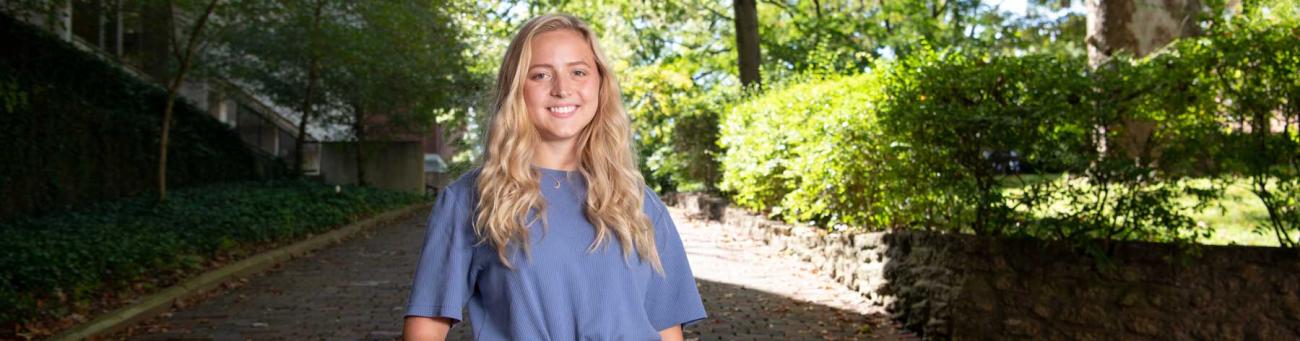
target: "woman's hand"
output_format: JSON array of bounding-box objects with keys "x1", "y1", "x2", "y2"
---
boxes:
[{"x1": 403, "y1": 316, "x2": 453, "y2": 341}]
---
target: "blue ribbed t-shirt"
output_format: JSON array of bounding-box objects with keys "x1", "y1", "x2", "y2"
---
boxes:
[{"x1": 405, "y1": 167, "x2": 708, "y2": 340}]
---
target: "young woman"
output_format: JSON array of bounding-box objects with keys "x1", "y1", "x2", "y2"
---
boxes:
[{"x1": 402, "y1": 14, "x2": 707, "y2": 341}]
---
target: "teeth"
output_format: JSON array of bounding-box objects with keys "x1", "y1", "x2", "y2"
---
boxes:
[{"x1": 548, "y1": 105, "x2": 577, "y2": 113}]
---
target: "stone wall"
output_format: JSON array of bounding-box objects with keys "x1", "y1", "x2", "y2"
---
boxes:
[{"x1": 672, "y1": 192, "x2": 1300, "y2": 340}]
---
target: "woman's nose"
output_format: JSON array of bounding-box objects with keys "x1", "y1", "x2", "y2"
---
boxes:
[{"x1": 550, "y1": 76, "x2": 572, "y2": 97}]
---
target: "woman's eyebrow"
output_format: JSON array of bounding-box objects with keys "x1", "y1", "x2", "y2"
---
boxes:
[{"x1": 529, "y1": 61, "x2": 592, "y2": 69}]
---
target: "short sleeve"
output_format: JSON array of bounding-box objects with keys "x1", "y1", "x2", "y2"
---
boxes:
[
  {"x1": 643, "y1": 193, "x2": 709, "y2": 331},
  {"x1": 405, "y1": 185, "x2": 476, "y2": 324}
]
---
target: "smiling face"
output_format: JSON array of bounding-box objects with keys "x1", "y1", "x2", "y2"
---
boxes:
[{"x1": 522, "y1": 29, "x2": 601, "y2": 143}]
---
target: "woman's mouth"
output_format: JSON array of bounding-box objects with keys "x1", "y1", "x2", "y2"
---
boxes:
[{"x1": 547, "y1": 105, "x2": 579, "y2": 117}]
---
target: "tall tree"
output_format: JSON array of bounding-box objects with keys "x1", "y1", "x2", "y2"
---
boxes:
[
  {"x1": 218, "y1": 0, "x2": 475, "y2": 185},
  {"x1": 218, "y1": 0, "x2": 340, "y2": 177},
  {"x1": 157, "y1": 0, "x2": 221, "y2": 202},
  {"x1": 325, "y1": 0, "x2": 473, "y2": 187},
  {"x1": 295, "y1": 0, "x2": 326, "y2": 177},
  {"x1": 733, "y1": 0, "x2": 760, "y2": 88}
]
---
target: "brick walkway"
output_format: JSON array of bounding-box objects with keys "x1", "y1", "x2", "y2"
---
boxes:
[{"x1": 116, "y1": 208, "x2": 916, "y2": 340}]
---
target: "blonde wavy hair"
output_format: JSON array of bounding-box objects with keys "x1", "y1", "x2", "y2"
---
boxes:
[{"x1": 473, "y1": 14, "x2": 663, "y2": 275}]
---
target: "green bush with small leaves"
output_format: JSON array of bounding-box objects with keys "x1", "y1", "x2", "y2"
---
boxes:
[
  {"x1": 625, "y1": 60, "x2": 736, "y2": 193},
  {"x1": 720, "y1": 21, "x2": 1297, "y2": 251},
  {"x1": 720, "y1": 73, "x2": 899, "y2": 229},
  {"x1": 1206, "y1": 20, "x2": 1300, "y2": 247}
]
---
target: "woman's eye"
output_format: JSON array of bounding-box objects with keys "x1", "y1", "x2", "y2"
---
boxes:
[
  {"x1": 531, "y1": 73, "x2": 551, "y2": 80},
  {"x1": 573, "y1": 70, "x2": 588, "y2": 77}
]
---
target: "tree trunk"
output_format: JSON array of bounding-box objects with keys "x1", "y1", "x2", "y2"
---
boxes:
[
  {"x1": 1085, "y1": 0, "x2": 1201, "y2": 162},
  {"x1": 352, "y1": 101, "x2": 368, "y2": 187},
  {"x1": 1086, "y1": 0, "x2": 1201, "y2": 66},
  {"x1": 294, "y1": 0, "x2": 326, "y2": 177},
  {"x1": 157, "y1": 0, "x2": 219, "y2": 203},
  {"x1": 733, "y1": 0, "x2": 760, "y2": 89}
]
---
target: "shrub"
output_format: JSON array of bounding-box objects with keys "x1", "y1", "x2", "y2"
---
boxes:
[
  {"x1": 720, "y1": 73, "x2": 899, "y2": 228},
  {"x1": 1207, "y1": 23, "x2": 1300, "y2": 247},
  {"x1": 877, "y1": 51, "x2": 1093, "y2": 235},
  {"x1": 624, "y1": 61, "x2": 735, "y2": 193},
  {"x1": 719, "y1": 47, "x2": 1231, "y2": 248}
]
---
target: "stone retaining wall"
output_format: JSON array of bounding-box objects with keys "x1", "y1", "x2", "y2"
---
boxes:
[{"x1": 672, "y1": 192, "x2": 1300, "y2": 340}]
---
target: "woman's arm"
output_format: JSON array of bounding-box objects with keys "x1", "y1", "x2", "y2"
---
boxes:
[
  {"x1": 658, "y1": 324, "x2": 684, "y2": 341},
  {"x1": 403, "y1": 316, "x2": 453, "y2": 341}
]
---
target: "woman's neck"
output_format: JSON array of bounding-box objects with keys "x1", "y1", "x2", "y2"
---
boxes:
[{"x1": 533, "y1": 139, "x2": 579, "y2": 171}]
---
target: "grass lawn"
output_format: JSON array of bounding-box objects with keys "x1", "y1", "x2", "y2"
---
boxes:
[
  {"x1": 1001, "y1": 174, "x2": 1284, "y2": 247},
  {"x1": 1194, "y1": 182, "x2": 1278, "y2": 247}
]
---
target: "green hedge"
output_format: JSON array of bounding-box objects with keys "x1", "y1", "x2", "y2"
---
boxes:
[
  {"x1": 878, "y1": 48, "x2": 1223, "y2": 243},
  {"x1": 0, "y1": 180, "x2": 426, "y2": 327},
  {"x1": 719, "y1": 22, "x2": 1298, "y2": 248},
  {"x1": 720, "y1": 74, "x2": 896, "y2": 228},
  {"x1": 0, "y1": 13, "x2": 285, "y2": 221},
  {"x1": 879, "y1": 51, "x2": 1092, "y2": 235}
]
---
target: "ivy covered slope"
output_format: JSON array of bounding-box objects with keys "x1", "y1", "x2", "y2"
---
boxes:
[
  {"x1": 0, "y1": 14, "x2": 282, "y2": 222},
  {"x1": 0, "y1": 180, "x2": 427, "y2": 327}
]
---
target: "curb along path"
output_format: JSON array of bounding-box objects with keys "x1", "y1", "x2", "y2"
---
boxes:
[
  {"x1": 117, "y1": 207, "x2": 915, "y2": 340},
  {"x1": 53, "y1": 203, "x2": 428, "y2": 341},
  {"x1": 115, "y1": 207, "x2": 450, "y2": 341}
]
